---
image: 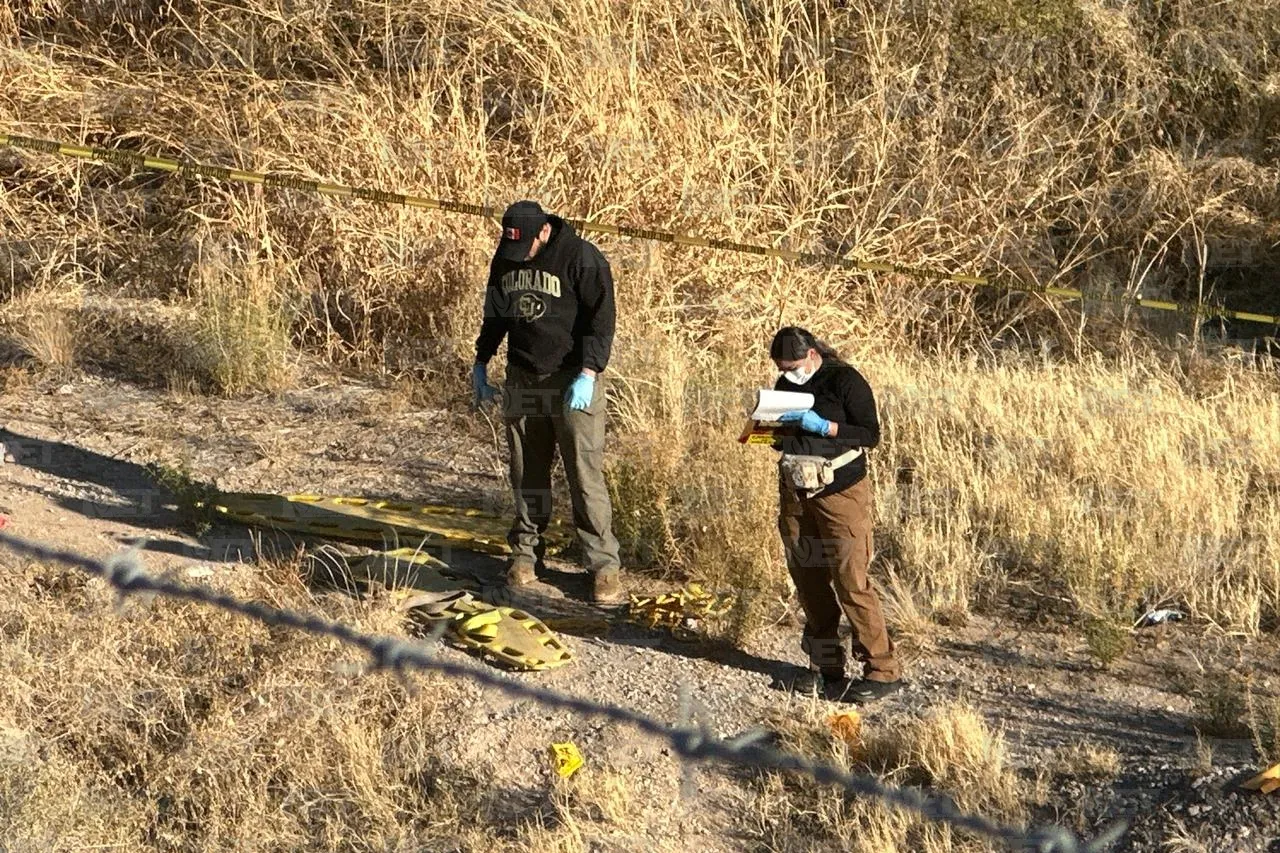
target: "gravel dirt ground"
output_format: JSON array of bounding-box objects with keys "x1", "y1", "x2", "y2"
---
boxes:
[{"x1": 3, "y1": 367, "x2": 1280, "y2": 852}]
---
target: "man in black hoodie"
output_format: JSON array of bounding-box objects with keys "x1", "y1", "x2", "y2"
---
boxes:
[{"x1": 472, "y1": 200, "x2": 624, "y2": 604}]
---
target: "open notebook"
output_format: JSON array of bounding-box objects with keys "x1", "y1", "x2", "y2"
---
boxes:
[{"x1": 738, "y1": 389, "x2": 814, "y2": 445}]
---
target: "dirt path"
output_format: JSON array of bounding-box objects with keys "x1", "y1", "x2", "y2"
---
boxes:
[{"x1": 3, "y1": 369, "x2": 1279, "y2": 852}]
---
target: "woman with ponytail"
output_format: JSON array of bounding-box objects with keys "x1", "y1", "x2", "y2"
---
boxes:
[{"x1": 769, "y1": 326, "x2": 902, "y2": 704}]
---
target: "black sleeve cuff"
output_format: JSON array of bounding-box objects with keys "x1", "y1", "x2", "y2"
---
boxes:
[{"x1": 830, "y1": 421, "x2": 867, "y2": 446}]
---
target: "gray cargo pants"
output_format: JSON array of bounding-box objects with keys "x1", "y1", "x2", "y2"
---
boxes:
[{"x1": 502, "y1": 364, "x2": 622, "y2": 574}]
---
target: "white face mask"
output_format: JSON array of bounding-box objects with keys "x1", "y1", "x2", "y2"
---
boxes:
[{"x1": 783, "y1": 361, "x2": 815, "y2": 385}]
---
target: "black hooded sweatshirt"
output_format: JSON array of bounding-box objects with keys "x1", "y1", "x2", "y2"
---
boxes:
[
  {"x1": 474, "y1": 215, "x2": 616, "y2": 376},
  {"x1": 772, "y1": 357, "x2": 880, "y2": 496}
]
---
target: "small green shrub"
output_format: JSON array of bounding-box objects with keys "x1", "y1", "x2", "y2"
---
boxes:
[
  {"x1": 144, "y1": 461, "x2": 220, "y2": 536},
  {"x1": 1082, "y1": 615, "x2": 1131, "y2": 668}
]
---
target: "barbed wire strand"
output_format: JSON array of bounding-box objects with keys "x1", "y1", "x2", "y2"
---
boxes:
[{"x1": 0, "y1": 530, "x2": 1127, "y2": 852}]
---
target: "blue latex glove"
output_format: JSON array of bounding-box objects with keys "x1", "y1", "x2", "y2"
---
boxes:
[
  {"x1": 565, "y1": 372, "x2": 595, "y2": 411},
  {"x1": 471, "y1": 363, "x2": 499, "y2": 406},
  {"x1": 779, "y1": 409, "x2": 832, "y2": 436}
]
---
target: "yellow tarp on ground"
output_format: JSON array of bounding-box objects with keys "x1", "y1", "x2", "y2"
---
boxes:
[{"x1": 209, "y1": 492, "x2": 568, "y2": 557}]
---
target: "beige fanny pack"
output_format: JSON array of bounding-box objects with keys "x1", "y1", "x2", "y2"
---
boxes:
[{"x1": 780, "y1": 447, "x2": 864, "y2": 498}]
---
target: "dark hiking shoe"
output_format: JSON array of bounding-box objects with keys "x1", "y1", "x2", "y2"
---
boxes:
[
  {"x1": 591, "y1": 569, "x2": 625, "y2": 604},
  {"x1": 505, "y1": 557, "x2": 537, "y2": 587},
  {"x1": 788, "y1": 670, "x2": 822, "y2": 696},
  {"x1": 787, "y1": 669, "x2": 848, "y2": 698},
  {"x1": 822, "y1": 677, "x2": 859, "y2": 702},
  {"x1": 843, "y1": 678, "x2": 904, "y2": 704}
]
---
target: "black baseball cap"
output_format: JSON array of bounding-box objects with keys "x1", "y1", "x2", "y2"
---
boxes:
[{"x1": 497, "y1": 200, "x2": 549, "y2": 261}]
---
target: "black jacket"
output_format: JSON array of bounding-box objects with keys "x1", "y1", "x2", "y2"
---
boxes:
[
  {"x1": 475, "y1": 216, "x2": 616, "y2": 376},
  {"x1": 773, "y1": 358, "x2": 880, "y2": 495}
]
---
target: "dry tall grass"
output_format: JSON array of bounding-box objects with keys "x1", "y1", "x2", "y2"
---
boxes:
[
  {"x1": 9, "y1": 2, "x2": 1280, "y2": 849},
  {"x1": 745, "y1": 700, "x2": 1029, "y2": 852},
  {"x1": 186, "y1": 231, "x2": 297, "y2": 395},
  {"x1": 2, "y1": 0, "x2": 1279, "y2": 635},
  {"x1": 0, "y1": 558, "x2": 655, "y2": 852}
]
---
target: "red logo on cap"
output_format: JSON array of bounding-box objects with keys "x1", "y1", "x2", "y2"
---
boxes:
[{"x1": 504, "y1": 227, "x2": 521, "y2": 240}]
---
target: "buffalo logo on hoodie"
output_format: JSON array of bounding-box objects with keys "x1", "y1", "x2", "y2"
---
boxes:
[{"x1": 515, "y1": 292, "x2": 546, "y2": 321}]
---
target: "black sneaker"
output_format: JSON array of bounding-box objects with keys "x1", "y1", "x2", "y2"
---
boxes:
[
  {"x1": 843, "y1": 678, "x2": 904, "y2": 704},
  {"x1": 784, "y1": 668, "x2": 846, "y2": 697},
  {"x1": 822, "y1": 676, "x2": 856, "y2": 702}
]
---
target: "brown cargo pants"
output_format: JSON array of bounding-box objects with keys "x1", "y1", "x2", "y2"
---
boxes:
[
  {"x1": 502, "y1": 364, "x2": 621, "y2": 575},
  {"x1": 778, "y1": 474, "x2": 900, "y2": 683}
]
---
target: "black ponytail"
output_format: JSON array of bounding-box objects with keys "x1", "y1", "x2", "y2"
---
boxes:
[{"x1": 770, "y1": 326, "x2": 843, "y2": 363}]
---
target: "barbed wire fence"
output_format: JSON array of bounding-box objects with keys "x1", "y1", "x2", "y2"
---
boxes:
[{"x1": 0, "y1": 530, "x2": 1127, "y2": 852}]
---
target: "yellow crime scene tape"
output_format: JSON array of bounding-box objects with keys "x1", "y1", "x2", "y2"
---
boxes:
[{"x1": 3, "y1": 131, "x2": 1279, "y2": 328}]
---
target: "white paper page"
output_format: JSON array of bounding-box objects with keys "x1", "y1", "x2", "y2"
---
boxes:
[{"x1": 749, "y1": 389, "x2": 815, "y2": 421}]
